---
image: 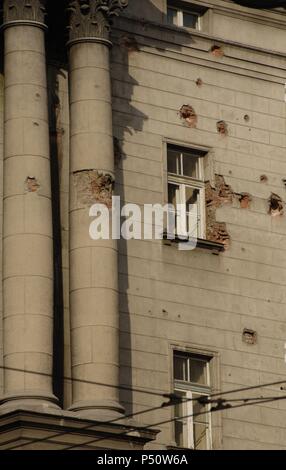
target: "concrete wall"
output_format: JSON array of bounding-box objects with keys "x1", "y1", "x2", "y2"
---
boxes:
[
  {"x1": 124, "y1": 0, "x2": 286, "y2": 54},
  {"x1": 2, "y1": 0, "x2": 286, "y2": 449},
  {"x1": 111, "y1": 0, "x2": 286, "y2": 449}
]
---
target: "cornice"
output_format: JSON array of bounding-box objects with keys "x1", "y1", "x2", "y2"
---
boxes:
[
  {"x1": 67, "y1": 0, "x2": 129, "y2": 46},
  {"x1": 116, "y1": 14, "x2": 286, "y2": 62},
  {"x1": 112, "y1": 16, "x2": 286, "y2": 85}
]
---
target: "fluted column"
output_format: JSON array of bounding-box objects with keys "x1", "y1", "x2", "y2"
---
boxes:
[
  {"x1": 1, "y1": 0, "x2": 58, "y2": 410},
  {"x1": 68, "y1": 0, "x2": 128, "y2": 420}
]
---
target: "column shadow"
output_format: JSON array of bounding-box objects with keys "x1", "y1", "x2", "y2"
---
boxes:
[{"x1": 112, "y1": 2, "x2": 194, "y2": 418}]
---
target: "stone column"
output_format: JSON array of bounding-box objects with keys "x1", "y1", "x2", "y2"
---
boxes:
[
  {"x1": 68, "y1": 0, "x2": 128, "y2": 420},
  {"x1": 1, "y1": 0, "x2": 58, "y2": 410}
]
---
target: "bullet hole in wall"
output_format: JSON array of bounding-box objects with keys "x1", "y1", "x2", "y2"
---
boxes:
[
  {"x1": 73, "y1": 170, "x2": 114, "y2": 208},
  {"x1": 242, "y1": 329, "x2": 257, "y2": 345},
  {"x1": 239, "y1": 193, "x2": 252, "y2": 209},
  {"x1": 179, "y1": 105, "x2": 197, "y2": 128},
  {"x1": 260, "y1": 174, "x2": 268, "y2": 183},
  {"x1": 26, "y1": 177, "x2": 40, "y2": 193},
  {"x1": 217, "y1": 120, "x2": 228, "y2": 135},
  {"x1": 268, "y1": 193, "x2": 284, "y2": 217},
  {"x1": 244, "y1": 114, "x2": 250, "y2": 122},
  {"x1": 196, "y1": 78, "x2": 203, "y2": 87},
  {"x1": 210, "y1": 45, "x2": 224, "y2": 57}
]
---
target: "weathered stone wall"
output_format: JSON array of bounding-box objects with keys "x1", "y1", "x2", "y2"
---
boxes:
[
  {"x1": 1, "y1": 0, "x2": 286, "y2": 449},
  {"x1": 112, "y1": 1, "x2": 286, "y2": 449}
]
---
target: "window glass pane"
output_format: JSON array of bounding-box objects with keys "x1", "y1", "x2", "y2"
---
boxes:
[
  {"x1": 167, "y1": 149, "x2": 181, "y2": 174},
  {"x1": 174, "y1": 390, "x2": 187, "y2": 447},
  {"x1": 174, "y1": 354, "x2": 187, "y2": 381},
  {"x1": 185, "y1": 187, "x2": 199, "y2": 211},
  {"x1": 167, "y1": 7, "x2": 178, "y2": 25},
  {"x1": 193, "y1": 393, "x2": 208, "y2": 422},
  {"x1": 193, "y1": 392, "x2": 209, "y2": 450},
  {"x1": 185, "y1": 187, "x2": 200, "y2": 238},
  {"x1": 168, "y1": 183, "x2": 179, "y2": 207},
  {"x1": 175, "y1": 420, "x2": 184, "y2": 447},
  {"x1": 183, "y1": 153, "x2": 199, "y2": 178},
  {"x1": 189, "y1": 358, "x2": 208, "y2": 385},
  {"x1": 183, "y1": 12, "x2": 199, "y2": 29},
  {"x1": 193, "y1": 422, "x2": 208, "y2": 449}
]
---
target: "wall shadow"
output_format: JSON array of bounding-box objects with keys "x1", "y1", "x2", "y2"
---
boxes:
[
  {"x1": 46, "y1": 2, "x2": 68, "y2": 407},
  {"x1": 45, "y1": 0, "x2": 195, "y2": 419},
  {"x1": 113, "y1": 1, "x2": 194, "y2": 418}
]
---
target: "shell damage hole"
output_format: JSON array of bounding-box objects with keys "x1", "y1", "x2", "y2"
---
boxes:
[
  {"x1": 269, "y1": 193, "x2": 284, "y2": 217},
  {"x1": 179, "y1": 105, "x2": 197, "y2": 128},
  {"x1": 217, "y1": 120, "x2": 228, "y2": 136},
  {"x1": 73, "y1": 170, "x2": 114, "y2": 208},
  {"x1": 205, "y1": 175, "x2": 233, "y2": 247},
  {"x1": 26, "y1": 177, "x2": 40, "y2": 193},
  {"x1": 242, "y1": 329, "x2": 257, "y2": 345},
  {"x1": 210, "y1": 45, "x2": 224, "y2": 57},
  {"x1": 239, "y1": 193, "x2": 252, "y2": 209}
]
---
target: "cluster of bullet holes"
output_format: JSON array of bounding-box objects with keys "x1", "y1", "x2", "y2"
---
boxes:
[
  {"x1": 258, "y1": 176, "x2": 286, "y2": 216},
  {"x1": 179, "y1": 105, "x2": 230, "y2": 136},
  {"x1": 176, "y1": 83, "x2": 286, "y2": 221}
]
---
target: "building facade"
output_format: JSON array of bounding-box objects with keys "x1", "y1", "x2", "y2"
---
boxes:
[{"x1": 0, "y1": 0, "x2": 286, "y2": 450}]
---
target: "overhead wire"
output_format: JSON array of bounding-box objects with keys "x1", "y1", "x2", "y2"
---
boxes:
[
  {"x1": 61, "y1": 393, "x2": 286, "y2": 450},
  {"x1": 2, "y1": 364, "x2": 286, "y2": 450}
]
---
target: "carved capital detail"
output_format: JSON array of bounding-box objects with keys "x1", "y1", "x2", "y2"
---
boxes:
[
  {"x1": 3, "y1": 0, "x2": 46, "y2": 26},
  {"x1": 68, "y1": 0, "x2": 129, "y2": 44}
]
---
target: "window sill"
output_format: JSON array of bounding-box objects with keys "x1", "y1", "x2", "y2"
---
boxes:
[{"x1": 162, "y1": 232, "x2": 225, "y2": 254}]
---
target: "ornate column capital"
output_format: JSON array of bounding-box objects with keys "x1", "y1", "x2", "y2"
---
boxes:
[
  {"x1": 3, "y1": 0, "x2": 47, "y2": 29},
  {"x1": 67, "y1": 0, "x2": 129, "y2": 46}
]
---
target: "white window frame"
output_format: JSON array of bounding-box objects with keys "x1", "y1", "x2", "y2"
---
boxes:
[
  {"x1": 174, "y1": 354, "x2": 212, "y2": 450},
  {"x1": 167, "y1": 147, "x2": 206, "y2": 239},
  {"x1": 167, "y1": 4, "x2": 201, "y2": 30}
]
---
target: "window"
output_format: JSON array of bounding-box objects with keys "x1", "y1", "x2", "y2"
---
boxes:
[
  {"x1": 167, "y1": 2, "x2": 203, "y2": 30},
  {"x1": 173, "y1": 351, "x2": 212, "y2": 450},
  {"x1": 167, "y1": 145, "x2": 206, "y2": 239}
]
